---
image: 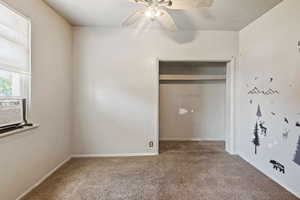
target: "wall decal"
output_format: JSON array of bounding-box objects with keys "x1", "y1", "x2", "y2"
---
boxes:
[
  {"x1": 178, "y1": 108, "x2": 188, "y2": 115},
  {"x1": 253, "y1": 122, "x2": 260, "y2": 154},
  {"x1": 256, "y1": 105, "x2": 262, "y2": 118},
  {"x1": 263, "y1": 88, "x2": 280, "y2": 95},
  {"x1": 282, "y1": 129, "x2": 290, "y2": 139},
  {"x1": 270, "y1": 160, "x2": 285, "y2": 174},
  {"x1": 248, "y1": 87, "x2": 279, "y2": 95},
  {"x1": 296, "y1": 122, "x2": 300, "y2": 127},
  {"x1": 259, "y1": 121, "x2": 267, "y2": 136},
  {"x1": 284, "y1": 118, "x2": 289, "y2": 124},
  {"x1": 294, "y1": 136, "x2": 300, "y2": 166}
]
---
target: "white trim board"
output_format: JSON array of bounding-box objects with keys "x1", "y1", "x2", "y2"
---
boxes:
[
  {"x1": 16, "y1": 156, "x2": 71, "y2": 200},
  {"x1": 159, "y1": 138, "x2": 225, "y2": 142},
  {"x1": 0, "y1": 124, "x2": 39, "y2": 139},
  {"x1": 72, "y1": 153, "x2": 159, "y2": 158}
]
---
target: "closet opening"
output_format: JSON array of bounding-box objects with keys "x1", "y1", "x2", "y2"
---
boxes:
[{"x1": 156, "y1": 60, "x2": 235, "y2": 154}]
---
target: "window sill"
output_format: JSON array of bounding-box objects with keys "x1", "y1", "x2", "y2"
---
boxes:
[{"x1": 0, "y1": 124, "x2": 40, "y2": 139}]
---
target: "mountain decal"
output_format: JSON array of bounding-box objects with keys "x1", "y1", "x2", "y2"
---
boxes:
[{"x1": 248, "y1": 87, "x2": 279, "y2": 95}]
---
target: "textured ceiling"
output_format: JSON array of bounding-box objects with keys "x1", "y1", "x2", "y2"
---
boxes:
[{"x1": 43, "y1": 0, "x2": 282, "y2": 31}]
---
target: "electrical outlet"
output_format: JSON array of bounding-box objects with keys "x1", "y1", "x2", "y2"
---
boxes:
[{"x1": 149, "y1": 141, "x2": 154, "y2": 148}]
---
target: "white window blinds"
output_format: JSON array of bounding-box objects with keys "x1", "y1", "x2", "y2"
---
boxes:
[{"x1": 0, "y1": 3, "x2": 31, "y2": 98}]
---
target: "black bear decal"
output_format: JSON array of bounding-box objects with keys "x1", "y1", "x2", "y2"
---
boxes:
[{"x1": 270, "y1": 160, "x2": 285, "y2": 174}]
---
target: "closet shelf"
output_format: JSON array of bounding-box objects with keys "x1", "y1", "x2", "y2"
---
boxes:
[{"x1": 159, "y1": 75, "x2": 226, "y2": 81}]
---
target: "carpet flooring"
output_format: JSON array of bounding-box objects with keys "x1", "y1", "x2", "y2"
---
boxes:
[{"x1": 23, "y1": 141, "x2": 299, "y2": 200}]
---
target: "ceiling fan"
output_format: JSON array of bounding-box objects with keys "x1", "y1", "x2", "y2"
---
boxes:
[{"x1": 122, "y1": 0, "x2": 214, "y2": 31}]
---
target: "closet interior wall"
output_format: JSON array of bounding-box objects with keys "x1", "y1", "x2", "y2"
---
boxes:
[{"x1": 159, "y1": 61, "x2": 227, "y2": 141}]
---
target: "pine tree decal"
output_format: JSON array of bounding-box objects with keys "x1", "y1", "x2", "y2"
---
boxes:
[
  {"x1": 256, "y1": 104, "x2": 262, "y2": 118},
  {"x1": 294, "y1": 136, "x2": 300, "y2": 166},
  {"x1": 253, "y1": 122, "x2": 260, "y2": 154}
]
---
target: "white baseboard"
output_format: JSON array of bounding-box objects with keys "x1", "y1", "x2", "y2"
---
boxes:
[
  {"x1": 238, "y1": 153, "x2": 300, "y2": 198},
  {"x1": 16, "y1": 156, "x2": 72, "y2": 200},
  {"x1": 72, "y1": 152, "x2": 159, "y2": 158},
  {"x1": 159, "y1": 138, "x2": 225, "y2": 142}
]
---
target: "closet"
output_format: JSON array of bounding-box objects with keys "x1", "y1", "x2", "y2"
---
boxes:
[{"x1": 159, "y1": 61, "x2": 227, "y2": 141}]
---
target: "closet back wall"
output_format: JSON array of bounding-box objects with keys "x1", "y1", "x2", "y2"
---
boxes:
[
  {"x1": 160, "y1": 81, "x2": 226, "y2": 141},
  {"x1": 159, "y1": 62, "x2": 226, "y2": 141},
  {"x1": 72, "y1": 27, "x2": 238, "y2": 155}
]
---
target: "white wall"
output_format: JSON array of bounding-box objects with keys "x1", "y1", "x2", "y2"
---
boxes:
[
  {"x1": 0, "y1": 0, "x2": 73, "y2": 199},
  {"x1": 160, "y1": 80, "x2": 226, "y2": 141},
  {"x1": 73, "y1": 27, "x2": 238, "y2": 155},
  {"x1": 238, "y1": 0, "x2": 300, "y2": 197}
]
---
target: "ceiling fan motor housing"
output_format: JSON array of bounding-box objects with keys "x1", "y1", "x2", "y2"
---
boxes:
[{"x1": 125, "y1": 0, "x2": 214, "y2": 32}]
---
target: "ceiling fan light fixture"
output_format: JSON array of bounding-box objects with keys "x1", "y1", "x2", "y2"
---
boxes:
[{"x1": 145, "y1": 7, "x2": 161, "y2": 19}]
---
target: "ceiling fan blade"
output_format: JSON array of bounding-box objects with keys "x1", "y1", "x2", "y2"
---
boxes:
[
  {"x1": 122, "y1": 10, "x2": 145, "y2": 27},
  {"x1": 167, "y1": 0, "x2": 214, "y2": 10},
  {"x1": 128, "y1": 0, "x2": 149, "y2": 6},
  {"x1": 156, "y1": 10, "x2": 178, "y2": 32}
]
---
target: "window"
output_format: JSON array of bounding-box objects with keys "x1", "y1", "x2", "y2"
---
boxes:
[{"x1": 0, "y1": 3, "x2": 31, "y2": 102}]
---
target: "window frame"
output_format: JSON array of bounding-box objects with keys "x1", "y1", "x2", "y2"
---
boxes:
[{"x1": 0, "y1": 0, "x2": 32, "y2": 119}]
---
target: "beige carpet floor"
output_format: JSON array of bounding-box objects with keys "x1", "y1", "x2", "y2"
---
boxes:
[{"x1": 23, "y1": 141, "x2": 299, "y2": 200}]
